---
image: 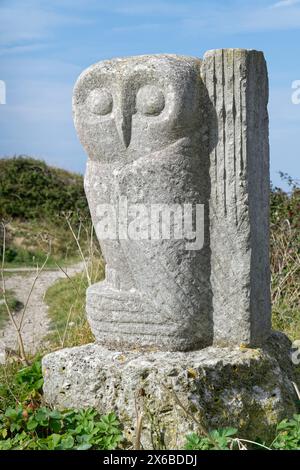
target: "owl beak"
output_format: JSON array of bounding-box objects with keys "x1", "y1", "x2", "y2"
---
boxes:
[{"x1": 115, "y1": 114, "x2": 132, "y2": 149}]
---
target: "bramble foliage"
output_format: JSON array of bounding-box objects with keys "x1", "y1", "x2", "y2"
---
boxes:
[
  {"x1": 184, "y1": 418, "x2": 300, "y2": 450},
  {"x1": 0, "y1": 358, "x2": 44, "y2": 411},
  {"x1": 0, "y1": 407, "x2": 122, "y2": 450},
  {"x1": 272, "y1": 415, "x2": 300, "y2": 450},
  {"x1": 184, "y1": 428, "x2": 238, "y2": 450},
  {"x1": 0, "y1": 359, "x2": 122, "y2": 450},
  {"x1": 16, "y1": 358, "x2": 44, "y2": 392}
]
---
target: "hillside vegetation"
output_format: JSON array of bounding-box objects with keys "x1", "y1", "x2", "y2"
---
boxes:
[
  {"x1": 270, "y1": 173, "x2": 300, "y2": 340},
  {"x1": 0, "y1": 156, "x2": 92, "y2": 266},
  {"x1": 0, "y1": 156, "x2": 88, "y2": 221},
  {"x1": 0, "y1": 157, "x2": 299, "y2": 450}
]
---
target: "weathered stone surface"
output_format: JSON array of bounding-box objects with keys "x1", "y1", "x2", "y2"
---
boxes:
[
  {"x1": 42, "y1": 332, "x2": 297, "y2": 449},
  {"x1": 73, "y1": 50, "x2": 271, "y2": 350},
  {"x1": 201, "y1": 49, "x2": 271, "y2": 347},
  {"x1": 43, "y1": 50, "x2": 286, "y2": 448},
  {"x1": 73, "y1": 54, "x2": 213, "y2": 351}
]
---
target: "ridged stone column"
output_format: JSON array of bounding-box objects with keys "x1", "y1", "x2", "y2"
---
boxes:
[{"x1": 202, "y1": 49, "x2": 271, "y2": 347}]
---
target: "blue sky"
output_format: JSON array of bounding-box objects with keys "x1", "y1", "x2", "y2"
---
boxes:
[{"x1": 0, "y1": 0, "x2": 300, "y2": 188}]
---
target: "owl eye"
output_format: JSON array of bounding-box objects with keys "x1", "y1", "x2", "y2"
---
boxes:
[
  {"x1": 86, "y1": 89, "x2": 113, "y2": 115},
  {"x1": 136, "y1": 85, "x2": 165, "y2": 116}
]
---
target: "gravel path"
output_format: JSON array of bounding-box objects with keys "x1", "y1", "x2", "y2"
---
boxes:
[{"x1": 0, "y1": 263, "x2": 84, "y2": 358}]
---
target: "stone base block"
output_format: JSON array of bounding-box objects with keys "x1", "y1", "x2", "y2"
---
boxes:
[{"x1": 42, "y1": 332, "x2": 297, "y2": 449}]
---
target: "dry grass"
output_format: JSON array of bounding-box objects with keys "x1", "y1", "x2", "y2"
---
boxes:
[
  {"x1": 270, "y1": 179, "x2": 300, "y2": 341},
  {"x1": 271, "y1": 223, "x2": 300, "y2": 339},
  {"x1": 44, "y1": 217, "x2": 104, "y2": 349}
]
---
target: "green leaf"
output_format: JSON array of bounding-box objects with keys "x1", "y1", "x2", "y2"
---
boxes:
[
  {"x1": 51, "y1": 434, "x2": 62, "y2": 448},
  {"x1": 5, "y1": 408, "x2": 18, "y2": 420},
  {"x1": 35, "y1": 409, "x2": 49, "y2": 422},
  {"x1": 27, "y1": 418, "x2": 38, "y2": 431},
  {"x1": 49, "y1": 418, "x2": 62, "y2": 433},
  {"x1": 223, "y1": 427, "x2": 238, "y2": 437},
  {"x1": 76, "y1": 443, "x2": 92, "y2": 450},
  {"x1": 60, "y1": 435, "x2": 75, "y2": 450},
  {"x1": 49, "y1": 410, "x2": 62, "y2": 420}
]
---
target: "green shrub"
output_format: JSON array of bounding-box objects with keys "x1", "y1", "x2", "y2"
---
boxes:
[
  {"x1": 0, "y1": 156, "x2": 95, "y2": 267},
  {"x1": 272, "y1": 415, "x2": 300, "y2": 450},
  {"x1": 0, "y1": 407, "x2": 122, "y2": 450},
  {"x1": 0, "y1": 358, "x2": 44, "y2": 411},
  {"x1": 3, "y1": 247, "x2": 57, "y2": 267},
  {"x1": 270, "y1": 173, "x2": 300, "y2": 230},
  {"x1": 270, "y1": 174, "x2": 300, "y2": 340},
  {"x1": 0, "y1": 358, "x2": 122, "y2": 450},
  {"x1": 0, "y1": 156, "x2": 89, "y2": 222},
  {"x1": 184, "y1": 428, "x2": 238, "y2": 450},
  {"x1": 0, "y1": 288, "x2": 23, "y2": 328},
  {"x1": 184, "y1": 418, "x2": 300, "y2": 450}
]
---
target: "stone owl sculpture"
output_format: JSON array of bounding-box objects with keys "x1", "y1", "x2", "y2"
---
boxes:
[
  {"x1": 73, "y1": 51, "x2": 271, "y2": 352},
  {"x1": 73, "y1": 55, "x2": 212, "y2": 351}
]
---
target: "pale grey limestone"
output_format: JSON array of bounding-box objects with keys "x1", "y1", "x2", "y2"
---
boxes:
[
  {"x1": 73, "y1": 55, "x2": 212, "y2": 351},
  {"x1": 43, "y1": 51, "x2": 296, "y2": 443},
  {"x1": 42, "y1": 332, "x2": 297, "y2": 449},
  {"x1": 72, "y1": 50, "x2": 270, "y2": 350},
  {"x1": 201, "y1": 49, "x2": 271, "y2": 348}
]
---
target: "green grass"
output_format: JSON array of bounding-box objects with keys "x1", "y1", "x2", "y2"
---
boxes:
[
  {"x1": 1, "y1": 218, "x2": 91, "y2": 269},
  {"x1": 0, "y1": 357, "x2": 43, "y2": 412},
  {"x1": 3, "y1": 248, "x2": 60, "y2": 269},
  {"x1": 2, "y1": 253, "x2": 81, "y2": 270},
  {"x1": 44, "y1": 260, "x2": 104, "y2": 349},
  {"x1": 0, "y1": 289, "x2": 23, "y2": 329},
  {"x1": 270, "y1": 175, "x2": 300, "y2": 340},
  {"x1": 271, "y1": 222, "x2": 300, "y2": 340}
]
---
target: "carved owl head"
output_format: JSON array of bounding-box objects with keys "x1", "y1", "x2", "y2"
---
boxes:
[{"x1": 73, "y1": 54, "x2": 202, "y2": 163}]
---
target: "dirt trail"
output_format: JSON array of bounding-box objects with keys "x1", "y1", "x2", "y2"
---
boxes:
[{"x1": 0, "y1": 263, "x2": 84, "y2": 357}]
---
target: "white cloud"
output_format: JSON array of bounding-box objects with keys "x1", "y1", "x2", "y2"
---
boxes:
[
  {"x1": 0, "y1": 44, "x2": 48, "y2": 57},
  {"x1": 180, "y1": 1, "x2": 300, "y2": 35},
  {"x1": 272, "y1": 0, "x2": 300, "y2": 8},
  {"x1": 0, "y1": 0, "x2": 93, "y2": 49},
  {"x1": 2, "y1": 57, "x2": 81, "y2": 82},
  {"x1": 99, "y1": 0, "x2": 300, "y2": 35},
  {"x1": 242, "y1": 4, "x2": 300, "y2": 31},
  {"x1": 114, "y1": 2, "x2": 189, "y2": 16},
  {"x1": 112, "y1": 23, "x2": 162, "y2": 33}
]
